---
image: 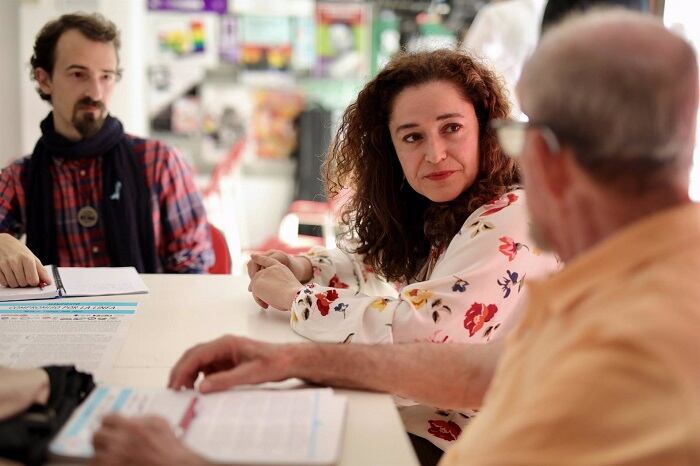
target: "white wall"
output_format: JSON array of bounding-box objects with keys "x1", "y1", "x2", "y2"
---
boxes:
[
  {"x1": 664, "y1": 0, "x2": 700, "y2": 200},
  {"x1": 100, "y1": 0, "x2": 147, "y2": 138},
  {"x1": 19, "y1": 0, "x2": 146, "y2": 154},
  {"x1": 0, "y1": 0, "x2": 21, "y2": 165}
]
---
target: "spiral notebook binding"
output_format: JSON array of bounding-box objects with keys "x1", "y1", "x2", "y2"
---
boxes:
[{"x1": 52, "y1": 266, "x2": 66, "y2": 297}]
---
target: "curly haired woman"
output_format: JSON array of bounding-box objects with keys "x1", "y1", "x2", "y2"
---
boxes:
[{"x1": 247, "y1": 49, "x2": 558, "y2": 460}]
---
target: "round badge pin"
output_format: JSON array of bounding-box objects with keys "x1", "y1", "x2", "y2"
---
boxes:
[{"x1": 77, "y1": 206, "x2": 99, "y2": 228}]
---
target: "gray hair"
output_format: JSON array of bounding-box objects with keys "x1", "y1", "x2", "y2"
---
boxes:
[{"x1": 519, "y1": 9, "x2": 699, "y2": 191}]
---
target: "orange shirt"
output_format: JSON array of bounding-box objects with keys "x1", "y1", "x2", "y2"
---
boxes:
[{"x1": 441, "y1": 203, "x2": 700, "y2": 465}]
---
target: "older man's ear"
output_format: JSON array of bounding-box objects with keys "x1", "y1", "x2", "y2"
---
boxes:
[{"x1": 531, "y1": 131, "x2": 572, "y2": 201}]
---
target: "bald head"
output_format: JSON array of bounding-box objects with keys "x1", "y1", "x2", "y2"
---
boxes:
[{"x1": 519, "y1": 9, "x2": 698, "y2": 193}]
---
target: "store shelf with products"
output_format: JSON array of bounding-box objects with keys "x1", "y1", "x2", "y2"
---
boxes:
[
  {"x1": 141, "y1": 0, "x2": 466, "y2": 268},
  {"x1": 151, "y1": 66, "x2": 362, "y2": 175}
]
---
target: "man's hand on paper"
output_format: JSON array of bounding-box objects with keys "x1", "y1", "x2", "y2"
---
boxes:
[
  {"x1": 168, "y1": 335, "x2": 293, "y2": 393},
  {"x1": 248, "y1": 254, "x2": 304, "y2": 311},
  {"x1": 91, "y1": 414, "x2": 208, "y2": 466},
  {"x1": 0, "y1": 233, "x2": 52, "y2": 288}
]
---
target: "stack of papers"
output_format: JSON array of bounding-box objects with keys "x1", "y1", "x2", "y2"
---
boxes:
[{"x1": 51, "y1": 386, "x2": 348, "y2": 465}]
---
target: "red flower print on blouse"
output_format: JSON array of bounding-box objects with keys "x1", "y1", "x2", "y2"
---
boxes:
[
  {"x1": 315, "y1": 289, "x2": 340, "y2": 316},
  {"x1": 499, "y1": 236, "x2": 529, "y2": 262},
  {"x1": 427, "y1": 420, "x2": 462, "y2": 441},
  {"x1": 361, "y1": 264, "x2": 375, "y2": 282},
  {"x1": 328, "y1": 274, "x2": 349, "y2": 289},
  {"x1": 464, "y1": 303, "x2": 498, "y2": 337},
  {"x1": 480, "y1": 193, "x2": 518, "y2": 217}
]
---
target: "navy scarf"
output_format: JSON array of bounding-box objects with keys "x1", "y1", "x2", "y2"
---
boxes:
[{"x1": 24, "y1": 113, "x2": 159, "y2": 272}]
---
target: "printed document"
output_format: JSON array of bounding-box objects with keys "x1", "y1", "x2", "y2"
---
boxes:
[
  {"x1": 51, "y1": 386, "x2": 347, "y2": 465},
  {"x1": 0, "y1": 301, "x2": 137, "y2": 381}
]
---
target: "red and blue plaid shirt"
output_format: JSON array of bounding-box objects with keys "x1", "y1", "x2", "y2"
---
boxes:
[{"x1": 0, "y1": 135, "x2": 213, "y2": 273}]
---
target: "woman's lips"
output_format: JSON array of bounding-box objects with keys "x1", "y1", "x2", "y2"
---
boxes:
[{"x1": 425, "y1": 170, "x2": 456, "y2": 181}]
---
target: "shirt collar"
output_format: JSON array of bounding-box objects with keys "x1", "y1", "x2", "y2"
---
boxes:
[{"x1": 526, "y1": 202, "x2": 700, "y2": 319}]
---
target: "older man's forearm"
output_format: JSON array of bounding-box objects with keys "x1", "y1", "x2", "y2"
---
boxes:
[{"x1": 286, "y1": 341, "x2": 502, "y2": 409}]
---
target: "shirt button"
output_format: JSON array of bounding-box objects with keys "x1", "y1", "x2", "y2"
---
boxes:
[
  {"x1": 92, "y1": 246, "x2": 99, "y2": 254},
  {"x1": 80, "y1": 170, "x2": 86, "y2": 177}
]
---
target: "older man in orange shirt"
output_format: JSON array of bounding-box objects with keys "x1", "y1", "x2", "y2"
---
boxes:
[{"x1": 91, "y1": 9, "x2": 700, "y2": 466}]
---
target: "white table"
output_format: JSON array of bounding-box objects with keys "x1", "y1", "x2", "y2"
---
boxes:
[{"x1": 66, "y1": 274, "x2": 419, "y2": 466}]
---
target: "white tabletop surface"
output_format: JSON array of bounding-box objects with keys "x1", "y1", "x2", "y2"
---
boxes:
[{"x1": 63, "y1": 274, "x2": 419, "y2": 466}]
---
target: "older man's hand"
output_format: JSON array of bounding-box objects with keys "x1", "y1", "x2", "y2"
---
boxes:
[
  {"x1": 168, "y1": 335, "x2": 293, "y2": 393},
  {"x1": 91, "y1": 414, "x2": 208, "y2": 466},
  {"x1": 0, "y1": 233, "x2": 52, "y2": 288}
]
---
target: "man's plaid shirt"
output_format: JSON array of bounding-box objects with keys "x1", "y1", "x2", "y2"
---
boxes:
[{"x1": 0, "y1": 136, "x2": 214, "y2": 273}]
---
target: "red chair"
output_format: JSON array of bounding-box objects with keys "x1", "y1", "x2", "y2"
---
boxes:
[
  {"x1": 250, "y1": 189, "x2": 353, "y2": 256},
  {"x1": 251, "y1": 200, "x2": 331, "y2": 256},
  {"x1": 208, "y1": 223, "x2": 232, "y2": 274}
]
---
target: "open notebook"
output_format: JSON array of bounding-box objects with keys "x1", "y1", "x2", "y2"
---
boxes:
[
  {"x1": 0, "y1": 265, "x2": 148, "y2": 301},
  {"x1": 50, "y1": 386, "x2": 348, "y2": 465}
]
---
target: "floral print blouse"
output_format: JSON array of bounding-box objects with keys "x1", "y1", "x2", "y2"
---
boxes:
[{"x1": 291, "y1": 189, "x2": 559, "y2": 450}]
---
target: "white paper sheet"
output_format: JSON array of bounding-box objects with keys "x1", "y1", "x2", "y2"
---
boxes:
[
  {"x1": 51, "y1": 387, "x2": 347, "y2": 465},
  {"x1": 0, "y1": 266, "x2": 148, "y2": 302},
  {"x1": 0, "y1": 301, "x2": 137, "y2": 381},
  {"x1": 51, "y1": 387, "x2": 192, "y2": 457},
  {"x1": 187, "y1": 389, "x2": 347, "y2": 465},
  {"x1": 58, "y1": 266, "x2": 148, "y2": 297},
  {"x1": 0, "y1": 280, "x2": 58, "y2": 301}
]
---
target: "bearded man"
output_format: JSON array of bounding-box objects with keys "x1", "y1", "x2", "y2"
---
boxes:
[{"x1": 0, "y1": 13, "x2": 213, "y2": 287}]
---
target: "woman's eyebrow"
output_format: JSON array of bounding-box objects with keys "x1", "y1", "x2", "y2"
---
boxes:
[{"x1": 394, "y1": 113, "x2": 465, "y2": 134}]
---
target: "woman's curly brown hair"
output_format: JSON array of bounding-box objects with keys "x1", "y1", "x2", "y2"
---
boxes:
[{"x1": 324, "y1": 49, "x2": 518, "y2": 283}]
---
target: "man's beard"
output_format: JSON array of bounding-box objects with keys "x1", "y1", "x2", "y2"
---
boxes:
[{"x1": 72, "y1": 97, "x2": 106, "y2": 138}]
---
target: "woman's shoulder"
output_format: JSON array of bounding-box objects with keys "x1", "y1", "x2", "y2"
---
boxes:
[
  {"x1": 463, "y1": 187, "x2": 528, "y2": 226},
  {"x1": 441, "y1": 188, "x2": 531, "y2": 253}
]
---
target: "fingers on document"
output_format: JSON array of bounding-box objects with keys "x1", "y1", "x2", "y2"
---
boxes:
[
  {"x1": 100, "y1": 413, "x2": 127, "y2": 429},
  {"x1": 0, "y1": 256, "x2": 47, "y2": 288},
  {"x1": 169, "y1": 335, "x2": 260, "y2": 391},
  {"x1": 92, "y1": 415, "x2": 125, "y2": 455},
  {"x1": 199, "y1": 366, "x2": 255, "y2": 393},
  {"x1": 199, "y1": 341, "x2": 285, "y2": 393},
  {"x1": 21, "y1": 255, "x2": 39, "y2": 287},
  {"x1": 168, "y1": 336, "x2": 233, "y2": 389},
  {"x1": 199, "y1": 356, "x2": 283, "y2": 393},
  {"x1": 0, "y1": 261, "x2": 19, "y2": 288},
  {"x1": 168, "y1": 353, "x2": 200, "y2": 389},
  {"x1": 139, "y1": 415, "x2": 172, "y2": 431},
  {"x1": 36, "y1": 258, "x2": 52, "y2": 285},
  {"x1": 98, "y1": 414, "x2": 170, "y2": 438},
  {"x1": 92, "y1": 415, "x2": 172, "y2": 466}
]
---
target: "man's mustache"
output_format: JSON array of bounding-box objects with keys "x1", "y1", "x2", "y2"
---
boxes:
[{"x1": 75, "y1": 98, "x2": 105, "y2": 111}]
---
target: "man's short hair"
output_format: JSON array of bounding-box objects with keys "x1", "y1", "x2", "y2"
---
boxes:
[
  {"x1": 30, "y1": 12, "x2": 122, "y2": 102},
  {"x1": 520, "y1": 9, "x2": 699, "y2": 193},
  {"x1": 541, "y1": 0, "x2": 647, "y2": 35}
]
